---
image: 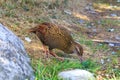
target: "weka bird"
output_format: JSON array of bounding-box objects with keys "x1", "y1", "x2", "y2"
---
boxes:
[{"x1": 29, "y1": 22, "x2": 83, "y2": 61}]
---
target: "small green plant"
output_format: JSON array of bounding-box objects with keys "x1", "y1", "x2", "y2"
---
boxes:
[
  {"x1": 1, "y1": 2, "x2": 16, "y2": 10},
  {"x1": 21, "y1": 0, "x2": 35, "y2": 6},
  {"x1": 4, "y1": 11, "x2": 16, "y2": 17},
  {"x1": 81, "y1": 59, "x2": 101, "y2": 72},
  {"x1": 63, "y1": 0, "x2": 68, "y2": 6},
  {"x1": 100, "y1": 19, "x2": 119, "y2": 27},
  {"x1": 34, "y1": 17, "x2": 50, "y2": 24}
]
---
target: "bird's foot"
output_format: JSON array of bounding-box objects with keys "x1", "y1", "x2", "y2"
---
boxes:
[
  {"x1": 49, "y1": 51, "x2": 64, "y2": 61},
  {"x1": 56, "y1": 57, "x2": 64, "y2": 61}
]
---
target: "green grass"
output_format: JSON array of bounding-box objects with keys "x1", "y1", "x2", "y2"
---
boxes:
[
  {"x1": 32, "y1": 59, "x2": 100, "y2": 80},
  {"x1": 104, "y1": 77, "x2": 120, "y2": 80},
  {"x1": 31, "y1": 50, "x2": 120, "y2": 80}
]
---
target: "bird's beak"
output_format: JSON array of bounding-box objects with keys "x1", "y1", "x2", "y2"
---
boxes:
[
  {"x1": 74, "y1": 45, "x2": 83, "y2": 62},
  {"x1": 72, "y1": 49, "x2": 83, "y2": 62},
  {"x1": 79, "y1": 56, "x2": 83, "y2": 62}
]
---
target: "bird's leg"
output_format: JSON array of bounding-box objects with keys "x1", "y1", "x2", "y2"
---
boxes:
[{"x1": 49, "y1": 50, "x2": 64, "y2": 61}]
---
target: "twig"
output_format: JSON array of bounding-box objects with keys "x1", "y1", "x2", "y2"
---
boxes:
[{"x1": 92, "y1": 39, "x2": 120, "y2": 46}]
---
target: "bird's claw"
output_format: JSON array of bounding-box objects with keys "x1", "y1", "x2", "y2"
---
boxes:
[{"x1": 57, "y1": 57, "x2": 64, "y2": 61}]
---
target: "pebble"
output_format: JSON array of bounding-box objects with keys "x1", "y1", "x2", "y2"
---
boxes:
[
  {"x1": 108, "y1": 43, "x2": 114, "y2": 47},
  {"x1": 111, "y1": 51, "x2": 116, "y2": 55},
  {"x1": 78, "y1": 19, "x2": 85, "y2": 24},
  {"x1": 100, "y1": 59, "x2": 104, "y2": 64},
  {"x1": 25, "y1": 37, "x2": 32, "y2": 43},
  {"x1": 64, "y1": 10, "x2": 72, "y2": 15},
  {"x1": 110, "y1": 13, "x2": 117, "y2": 17},
  {"x1": 108, "y1": 28, "x2": 115, "y2": 32},
  {"x1": 115, "y1": 35, "x2": 120, "y2": 40}
]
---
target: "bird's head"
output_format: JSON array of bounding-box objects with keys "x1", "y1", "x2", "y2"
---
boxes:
[{"x1": 72, "y1": 42, "x2": 83, "y2": 61}]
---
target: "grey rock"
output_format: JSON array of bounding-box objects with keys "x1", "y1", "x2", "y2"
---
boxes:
[
  {"x1": 58, "y1": 69, "x2": 95, "y2": 80},
  {"x1": 0, "y1": 23, "x2": 35, "y2": 80}
]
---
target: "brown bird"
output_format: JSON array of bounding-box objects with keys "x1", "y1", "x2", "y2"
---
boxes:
[{"x1": 29, "y1": 22, "x2": 83, "y2": 61}]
